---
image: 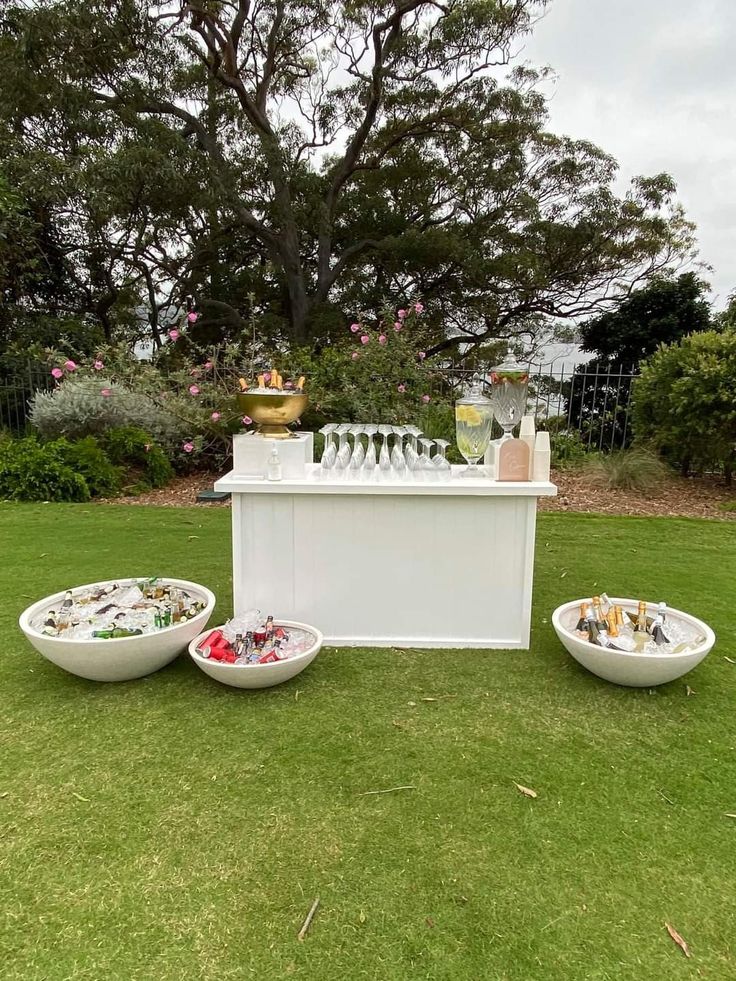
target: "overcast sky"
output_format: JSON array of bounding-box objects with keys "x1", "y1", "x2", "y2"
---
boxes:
[{"x1": 522, "y1": 0, "x2": 736, "y2": 309}]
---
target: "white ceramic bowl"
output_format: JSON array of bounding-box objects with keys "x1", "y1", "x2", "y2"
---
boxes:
[
  {"x1": 188, "y1": 620, "x2": 323, "y2": 689},
  {"x1": 552, "y1": 597, "x2": 715, "y2": 687},
  {"x1": 19, "y1": 578, "x2": 216, "y2": 682}
]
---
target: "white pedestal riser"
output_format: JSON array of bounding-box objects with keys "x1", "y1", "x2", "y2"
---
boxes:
[{"x1": 232, "y1": 432, "x2": 313, "y2": 479}]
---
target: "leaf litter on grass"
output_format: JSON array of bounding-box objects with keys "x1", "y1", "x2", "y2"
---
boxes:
[{"x1": 665, "y1": 922, "x2": 691, "y2": 957}]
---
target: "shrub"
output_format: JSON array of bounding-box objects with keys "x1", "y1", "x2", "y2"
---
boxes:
[
  {"x1": 100, "y1": 427, "x2": 174, "y2": 489},
  {"x1": 0, "y1": 436, "x2": 90, "y2": 502},
  {"x1": 633, "y1": 329, "x2": 736, "y2": 478},
  {"x1": 30, "y1": 377, "x2": 187, "y2": 448},
  {"x1": 550, "y1": 430, "x2": 591, "y2": 469},
  {"x1": 56, "y1": 436, "x2": 123, "y2": 498},
  {"x1": 581, "y1": 448, "x2": 670, "y2": 493}
]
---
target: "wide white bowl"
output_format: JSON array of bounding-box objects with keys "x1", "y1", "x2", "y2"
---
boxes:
[
  {"x1": 19, "y1": 578, "x2": 216, "y2": 682},
  {"x1": 552, "y1": 597, "x2": 715, "y2": 687},
  {"x1": 189, "y1": 620, "x2": 323, "y2": 689}
]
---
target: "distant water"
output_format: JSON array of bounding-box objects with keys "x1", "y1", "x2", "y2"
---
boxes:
[{"x1": 530, "y1": 342, "x2": 593, "y2": 373}]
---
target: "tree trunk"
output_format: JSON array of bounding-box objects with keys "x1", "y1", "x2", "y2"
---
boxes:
[{"x1": 278, "y1": 231, "x2": 310, "y2": 344}]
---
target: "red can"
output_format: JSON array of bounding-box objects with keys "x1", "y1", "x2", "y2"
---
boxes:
[
  {"x1": 258, "y1": 650, "x2": 279, "y2": 664},
  {"x1": 253, "y1": 629, "x2": 267, "y2": 647},
  {"x1": 200, "y1": 629, "x2": 229, "y2": 651}
]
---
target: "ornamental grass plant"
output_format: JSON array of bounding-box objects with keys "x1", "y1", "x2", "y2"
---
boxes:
[{"x1": 581, "y1": 447, "x2": 671, "y2": 493}]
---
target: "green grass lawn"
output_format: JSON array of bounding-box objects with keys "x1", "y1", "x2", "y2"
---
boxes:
[{"x1": 1, "y1": 502, "x2": 735, "y2": 981}]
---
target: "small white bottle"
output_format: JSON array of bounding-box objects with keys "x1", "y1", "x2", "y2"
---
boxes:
[
  {"x1": 267, "y1": 442, "x2": 282, "y2": 481},
  {"x1": 519, "y1": 415, "x2": 536, "y2": 479},
  {"x1": 532, "y1": 431, "x2": 551, "y2": 482}
]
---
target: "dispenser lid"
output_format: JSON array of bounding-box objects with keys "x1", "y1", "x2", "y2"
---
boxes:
[
  {"x1": 490, "y1": 357, "x2": 529, "y2": 384},
  {"x1": 456, "y1": 378, "x2": 491, "y2": 405}
]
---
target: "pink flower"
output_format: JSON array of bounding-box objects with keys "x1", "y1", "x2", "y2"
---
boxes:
[
  {"x1": 101, "y1": 388, "x2": 112, "y2": 397},
  {"x1": 182, "y1": 441, "x2": 194, "y2": 453},
  {"x1": 398, "y1": 309, "x2": 407, "y2": 319},
  {"x1": 421, "y1": 394, "x2": 431, "y2": 403},
  {"x1": 414, "y1": 301, "x2": 424, "y2": 314},
  {"x1": 210, "y1": 411, "x2": 221, "y2": 421},
  {"x1": 242, "y1": 415, "x2": 252, "y2": 425},
  {"x1": 187, "y1": 311, "x2": 198, "y2": 323},
  {"x1": 350, "y1": 323, "x2": 361, "y2": 333},
  {"x1": 189, "y1": 385, "x2": 200, "y2": 395},
  {"x1": 64, "y1": 360, "x2": 77, "y2": 372},
  {"x1": 168, "y1": 329, "x2": 179, "y2": 341},
  {"x1": 351, "y1": 352, "x2": 360, "y2": 361},
  {"x1": 418, "y1": 351, "x2": 426, "y2": 360},
  {"x1": 203, "y1": 361, "x2": 213, "y2": 370},
  {"x1": 397, "y1": 384, "x2": 406, "y2": 393},
  {"x1": 393, "y1": 322, "x2": 402, "y2": 332},
  {"x1": 264, "y1": 372, "x2": 272, "y2": 383},
  {"x1": 51, "y1": 367, "x2": 63, "y2": 379},
  {"x1": 93, "y1": 360, "x2": 104, "y2": 371},
  {"x1": 378, "y1": 334, "x2": 387, "y2": 345},
  {"x1": 284, "y1": 381, "x2": 294, "y2": 389},
  {"x1": 360, "y1": 334, "x2": 370, "y2": 345}
]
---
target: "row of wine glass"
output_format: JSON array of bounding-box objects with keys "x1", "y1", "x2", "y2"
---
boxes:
[{"x1": 319, "y1": 424, "x2": 451, "y2": 476}]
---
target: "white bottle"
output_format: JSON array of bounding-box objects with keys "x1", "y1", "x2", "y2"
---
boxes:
[
  {"x1": 519, "y1": 415, "x2": 536, "y2": 479},
  {"x1": 532, "y1": 431, "x2": 550, "y2": 482},
  {"x1": 267, "y1": 442, "x2": 282, "y2": 481}
]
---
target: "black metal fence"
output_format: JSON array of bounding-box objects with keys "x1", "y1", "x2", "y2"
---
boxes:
[
  {"x1": 2, "y1": 357, "x2": 638, "y2": 452},
  {"x1": 0, "y1": 363, "x2": 54, "y2": 433},
  {"x1": 429, "y1": 359, "x2": 638, "y2": 452}
]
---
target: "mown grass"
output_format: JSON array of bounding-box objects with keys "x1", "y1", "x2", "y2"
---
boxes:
[{"x1": 1, "y1": 502, "x2": 735, "y2": 980}]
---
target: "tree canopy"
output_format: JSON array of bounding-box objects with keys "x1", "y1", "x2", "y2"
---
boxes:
[
  {"x1": 0, "y1": 0, "x2": 697, "y2": 356},
  {"x1": 578, "y1": 272, "x2": 712, "y2": 366}
]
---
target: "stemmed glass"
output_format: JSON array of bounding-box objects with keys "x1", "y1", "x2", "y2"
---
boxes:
[
  {"x1": 419, "y1": 438, "x2": 435, "y2": 478},
  {"x1": 378, "y1": 425, "x2": 392, "y2": 477},
  {"x1": 405, "y1": 426, "x2": 422, "y2": 473},
  {"x1": 335, "y1": 424, "x2": 352, "y2": 472},
  {"x1": 391, "y1": 427, "x2": 407, "y2": 476},
  {"x1": 349, "y1": 425, "x2": 365, "y2": 474},
  {"x1": 433, "y1": 439, "x2": 451, "y2": 477},
  {"x1": 363, "y1": 424, "x2": 378, "y2": 475},
  {"x1": 319, "y1": 424, "x2": 337, "y2": 471}
]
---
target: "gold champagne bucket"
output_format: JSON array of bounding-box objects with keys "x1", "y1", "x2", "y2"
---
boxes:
[{"x1": 237, "y1": 392, "x2": 309, "y2": 438}]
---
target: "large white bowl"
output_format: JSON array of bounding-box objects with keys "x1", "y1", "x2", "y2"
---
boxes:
[
  {"x1": 189, "y1": 620, "x2": 323, "y2": 689},
  {"x1": 19, "y1": 578, "x2": 216, "y2": 682},
  {"x1": 552, "y1": 597, "x2": 715, "y2": 687}
]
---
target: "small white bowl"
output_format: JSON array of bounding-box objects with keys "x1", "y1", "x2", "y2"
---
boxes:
[
  {"x1": 19, "y1": 578, "x2": 215, "y2": 682},
  {"x1": 188, "y1": 620, "x2": 323, "y2": 689},
  {"x1": 552, "y1": 597, "x2": 715, "y2": 687}
]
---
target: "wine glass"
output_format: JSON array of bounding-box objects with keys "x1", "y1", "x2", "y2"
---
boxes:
[
  {"x1": 335, "y1": 424, "x2": 352, "y2": 471},
  {"x1": 319, "y1": 424, "x2": 337, "y2": 471},
  {"x1": 433, "y1": 439, "x2": 451, "y2": 476},
  {"x1": 405, "y1": 425, "x2": 422, "y2": 473},
  {"x1": 419, "y1": 438, "x2": 435, "y2": 478},
  {"x1": 378, "y1": 425, "x2": 392, "y2": 477},
  {"x1": 363, "y1": 424, "x2": 378, "y2": 474},
  {"x1": 349, "y1": 425, "x2": 365, "y2": 473},
  {"x1": 391, "y1": 427, "x2": 407, "y2": 476}
]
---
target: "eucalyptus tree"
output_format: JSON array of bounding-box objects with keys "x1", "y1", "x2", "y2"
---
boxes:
[{"x1": 1, "y1": 0, "x2": 696, "y2": 353}]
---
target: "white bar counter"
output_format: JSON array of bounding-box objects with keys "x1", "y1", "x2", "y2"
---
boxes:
[{"x1": 215, "y1": 465, "x2": 556, "y2": 649}]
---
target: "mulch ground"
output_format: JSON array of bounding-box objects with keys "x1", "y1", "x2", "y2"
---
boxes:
[{"x1": 97, "y1": 469, "x2": 736, "y2": 520}]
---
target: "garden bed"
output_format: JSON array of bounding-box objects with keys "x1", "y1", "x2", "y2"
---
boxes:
[{"x1": 96, "y1": 468, "x2": 736, "y2": 520}]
